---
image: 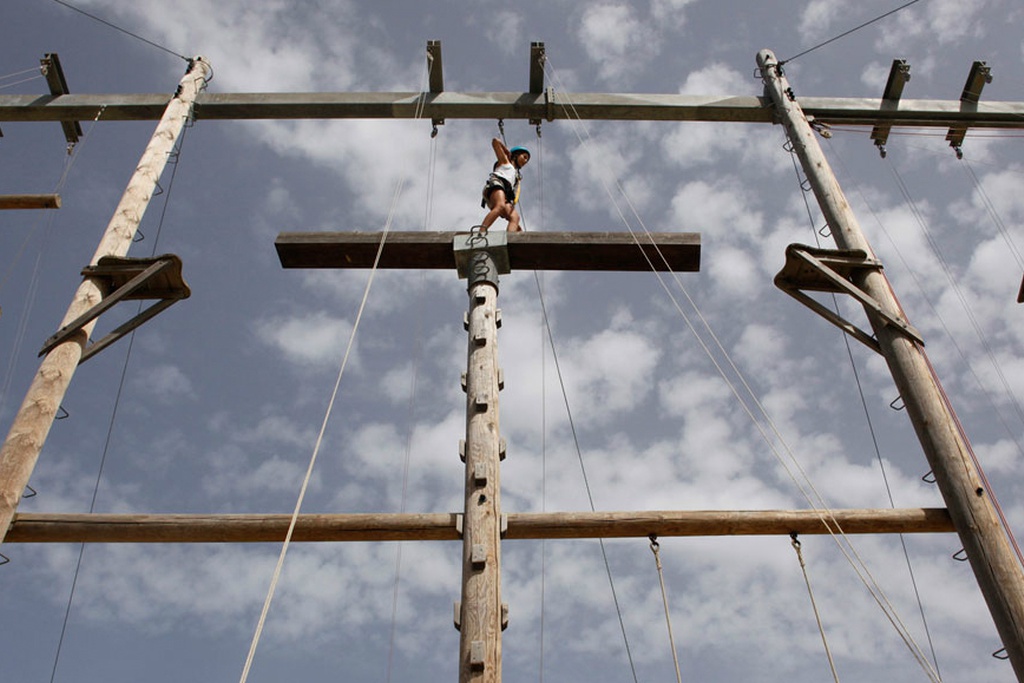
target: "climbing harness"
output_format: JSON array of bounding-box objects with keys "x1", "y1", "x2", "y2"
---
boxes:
[{"x1": 649, "y1": 535, "x2": 683, "y2": 683}]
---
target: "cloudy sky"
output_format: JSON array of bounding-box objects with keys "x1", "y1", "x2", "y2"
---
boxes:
[{"x1": 3, "y1": 0, "x2": 1024, "y2": 681}]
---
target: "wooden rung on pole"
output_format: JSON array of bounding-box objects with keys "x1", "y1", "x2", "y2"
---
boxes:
[{"x1": 0, "y1": 194, "x2": 61, "y2": 210}]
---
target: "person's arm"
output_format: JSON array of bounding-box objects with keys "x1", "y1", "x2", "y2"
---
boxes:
[{"x1": 491, "y1": 137, "x2": 511, "y2": 165}]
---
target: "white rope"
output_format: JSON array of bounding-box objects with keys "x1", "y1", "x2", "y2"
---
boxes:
[
  {"x1": 237, "y1": 180, "x2": 403, "y2": 683},
  {"x1": 649, "y1": 537, "x2": 683, "y2": 683},
  {"x1": 791, "y1": 535, "x2": 841, "y2": 683},
  {"x1": 542, "y1": 57, "x2": 942, "y2": 683}
]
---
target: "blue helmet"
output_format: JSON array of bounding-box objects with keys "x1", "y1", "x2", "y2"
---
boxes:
[{"x1": 509, "y1": 146, "x2": 531, "y2": 163}]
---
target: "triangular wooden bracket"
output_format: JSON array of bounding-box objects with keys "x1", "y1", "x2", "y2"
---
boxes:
[
  {"x1": 39, "y1": 254, "x2": 190, "y2": 363},
  {"x1": 774, "y1": 243, "x2": 923, "y2": 354}
]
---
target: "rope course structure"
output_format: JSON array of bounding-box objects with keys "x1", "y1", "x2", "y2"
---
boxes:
[{"x1": 4, "y1": 33, "x2": 1024, "y2": 683}]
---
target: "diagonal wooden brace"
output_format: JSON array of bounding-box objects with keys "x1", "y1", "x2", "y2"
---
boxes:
[
  {"x1": 774, "y1": 243, "x2": 923, "y2": 354},
  {"x1": 38, "y1": 254, "x2": 190, "y2": 362}
]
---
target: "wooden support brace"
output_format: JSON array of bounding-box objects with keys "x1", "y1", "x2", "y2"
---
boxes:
[
  {"x1": 38, "y1": 255, "x2": 190, "y2": 361},
  {"x1": 774, "y1": 243, "x2": 923, "y2": 353}
]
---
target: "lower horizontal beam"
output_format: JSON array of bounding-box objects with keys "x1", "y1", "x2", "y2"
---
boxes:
[
  {"x1": 275, "y1": 231, "x2": 701, "y2": 272},
  {"x1": 6, "y1": 508, "x2": 954, "y2": 543},
  {"x1": 0, "y1": 194, "x2": 61, "y2": 210}
]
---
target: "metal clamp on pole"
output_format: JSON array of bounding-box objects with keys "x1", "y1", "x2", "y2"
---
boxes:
[{"x1": 453, "y1": 229, "x2": 511, "y2": 288}]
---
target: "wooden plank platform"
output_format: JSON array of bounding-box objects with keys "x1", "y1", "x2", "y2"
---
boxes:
[{"x1": 275, "y1": 231, "x2": 701, "y2": 272}]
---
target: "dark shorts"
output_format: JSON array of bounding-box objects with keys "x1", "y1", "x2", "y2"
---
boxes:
[{"x1": 481, "y1": 176, "x2": 513, "y2": 208}]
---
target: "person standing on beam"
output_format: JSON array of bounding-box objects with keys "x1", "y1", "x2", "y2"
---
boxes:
[{"x1": 479, "y1": 137, "x2": 530, "y2": 233}]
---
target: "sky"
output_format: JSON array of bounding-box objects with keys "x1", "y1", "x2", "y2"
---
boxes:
[{"x1": 2, "y1": 0, "x2": 1024, "y2": 682}]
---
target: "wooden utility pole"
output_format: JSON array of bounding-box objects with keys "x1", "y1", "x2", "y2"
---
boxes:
[
  {"x1": 0, "y1": 57, "x2": 211, "y2": 545},
  {"x1": 456, "y1": 236, "x2": 507, "y2": 683},
  {"x1": 759, "y1": 48, "x2": 1024, "y2": 679}
]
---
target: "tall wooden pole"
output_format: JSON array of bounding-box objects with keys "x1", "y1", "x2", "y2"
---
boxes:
[
  {"x1": 0, "y1": 58, "x2": 211, "y2": 546},
  {"x1": 758, "y1": 48, "x2": 1024, "y2": 679},
  {"x1": 458, "y1": 249, "x2": 505, "y2": 683}
]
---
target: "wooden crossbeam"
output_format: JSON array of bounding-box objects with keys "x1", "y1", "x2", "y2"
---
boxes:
[
  {"x1": 5, "y1": 508, "x2": 955, "y2": 543},
  {"x1": 275, "y1": 231, "x2": 701, "y2": 272},
  {"x1": 3, "y1": 92, "x2": 1024, "y2": 129},
  {"x1": 0, "y1": 194, "x2": 61, "y2": 210}
]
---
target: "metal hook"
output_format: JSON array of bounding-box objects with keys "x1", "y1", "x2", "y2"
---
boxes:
[
  {"x1": 921, "y1": 470, "x2": 936, "y2": 484},
  {"x1": 0, "y1": 553, "x2": 8, "y2": 566},
  {"x1": 431, "y1": 124, "x2": 439, "y2": 138},
  {"x1": 133, "y1": 229, "x2": 146, "y2": 243},
  {"x1": 789, "y1": 530, "x2": 801, "y2": 548},
  {"x1": 535, "y1": 123, "x2": 542, "y2": 138},
  {"x1": 952, "y1": 548, "x2": 969, "y2": 562},
  {"x1": 648, "y1": 532, "x2": 660, "y2": 551},
  {"x1": 994, "y1": 648, "x2": 1009, "y2": 660},
  {"x1": 818, "y1": 223, "x2": 832, "y2": 238},
  {"x1": 889, "y1": 395, "x2": 905, "y2": 411},
  {"x1": 55, "y1": 405, "x2": 69, "y2": 420},
  {"x1": 23, "y1": 485, "x2": 36, "y2": 499}
]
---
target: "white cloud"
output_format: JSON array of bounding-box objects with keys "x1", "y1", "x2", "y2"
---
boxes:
[
  {"x1": 576, "y1": 4, "x2": 660, "y2": 84},
  {"x1": 669, "y1": 178, "x2": 764, "y2": 238},
  {"x1": 262, "y1": 310, "x2": 355, "y2": 367},
  {"x1": 798, "y1": 0, "x2": 846, "y2": 38},
  {"x1": 136, "y1": 363, "x2": 194, "y2": 399},
  {"x1": 559, "y1": 311, "x2": 661, "y2": 424}
]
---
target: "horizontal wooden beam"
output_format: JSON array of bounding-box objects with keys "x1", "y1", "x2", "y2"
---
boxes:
[
  {"x1": 2, "y1": 92, "x2": 1024, "y2": 128},
  {"x1": 0, "y1": 194, "x2": 61, "y2": 210},
  {"x1": 276, "y1": 231, "x2": 701, "y2": 272},
  {"x1": 6, "y1": 508, "x2": 954, "y2": 543}
]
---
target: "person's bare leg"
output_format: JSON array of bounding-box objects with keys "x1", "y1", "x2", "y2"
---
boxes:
[
  {"x1": 507, "y1": 206, "x2": 522, "y2": 232},
  {"x1": 481, "y1": 189, "x2": 509, "y2": 231}
]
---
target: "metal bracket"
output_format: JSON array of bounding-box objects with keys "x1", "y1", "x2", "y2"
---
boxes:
[
  {"x1": 453, "y1": 230, "x2": 510, "y2": 282},
  {"x1": 870, "y1": 59, "x2": 910, "y2": 157},
  {"x1": 947, "y1": 61, "x2": 992, "y2": 157},
  {"x1": 41, "y1": 53, "x2": 82, "y2": 147},
  {"x1": 426, "y1": 40, "x2": 444, "y2": 132},
  {"x1": 529, "y1": 42, "x2": 546, "y2": 125},
  {"x1": 39, "y1": 254, "x2": 190, "y2": 363},
  {"x1": 774, "y1": 244, "x2": 923, "y2": 354}
]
